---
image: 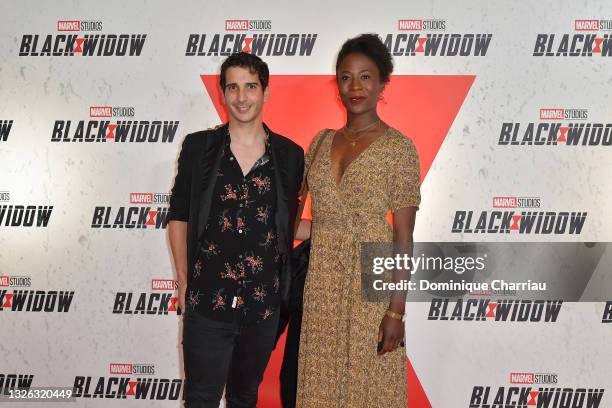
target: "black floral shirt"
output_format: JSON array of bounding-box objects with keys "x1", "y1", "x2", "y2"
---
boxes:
[{"x1": 186, "y1": 134, "x2": 280, "y2": 324}]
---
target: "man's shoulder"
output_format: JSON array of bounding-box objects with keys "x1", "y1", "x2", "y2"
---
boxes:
[
  {"x1": 183, "y1": 125, "x2": 228, "y2": 148},
  {"x1": 269, "y1": 131, "x2": 304, "y2": 156}
]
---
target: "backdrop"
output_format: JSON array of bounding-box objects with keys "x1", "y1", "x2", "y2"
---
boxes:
[{"x1": 1, "y1": 1, "x2": 612, "y2": 407}]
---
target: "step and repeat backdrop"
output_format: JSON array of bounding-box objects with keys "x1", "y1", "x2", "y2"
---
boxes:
[{"x1": 1, "y1": 0, "x2": 612, "y2": 407}]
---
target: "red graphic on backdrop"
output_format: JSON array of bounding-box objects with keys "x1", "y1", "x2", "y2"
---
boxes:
[
  {"x1": 593, "y1": 38, "x2": 603, "y2": 53},
  {"x1": 511, "y1": 215, "x2": 521, "y2": 230},
  {"x1": 106, "y1": 124, "x2": 117, "y2": 139},
  {"x1": 243, "y1": 37, "x2": 254, "y2": 53},
  {"x1": 486, "y1": 302, "x2": 497, "y2": 318},
  {"x1": 168, "y1": 297, "x2": 177, "y2": 312},
  {"x1": 558, "y1": 126, "x2": 568, "y2": 142},
  {"x1": 127, "y1": 381, "x2": 136, "y2": 396},
  {"x1": 146, "y1": 211, "x2": 157, "y2": 226},
  {"x1": 75, "y1": 38, "x2": 84, "y2": 53},
  {"x1": 528, "y1": 391, "x2": 539, "y2": 405},
  {"x1": 201, "y1": 74, "x2": 474, "y2": 407},
  {"x1": 416, "y1": 38, "x2": 428, "y2": 52}
]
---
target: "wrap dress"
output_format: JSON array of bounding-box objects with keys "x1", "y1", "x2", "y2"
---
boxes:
[{"x1": 296, "y1": 127, "x2": 421, "y2": 408}]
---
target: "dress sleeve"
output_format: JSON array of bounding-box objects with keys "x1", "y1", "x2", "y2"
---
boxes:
[
  {"x1": 304, "y1": 128, "x2": 330, "y2": 182},
  {"x1": 388, "y1": 135, "x2": 421, "y2": 211}
]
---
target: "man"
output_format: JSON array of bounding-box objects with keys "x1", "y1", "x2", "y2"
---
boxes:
[{"x1": 168, "y1": 52, "x2": 304, "y2": 408}]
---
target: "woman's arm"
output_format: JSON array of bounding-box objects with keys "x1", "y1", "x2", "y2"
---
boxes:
[
  {"x1": 388, "y1": 206, "x2": 417, "y2": 314},
  {"x1": 295, "y1": 219, "x2": 312, "y2": 241},
  {"x1": 377, "y1": 206, "x2": 417, "y2": 355}
]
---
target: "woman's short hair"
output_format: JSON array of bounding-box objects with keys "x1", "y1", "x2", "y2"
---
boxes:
[{"x1": 336, "y1": 33, "x2": 394, "y2": 83}]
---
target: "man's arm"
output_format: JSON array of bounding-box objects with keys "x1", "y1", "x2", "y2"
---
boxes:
[
  {"x1": 169, "y1": 221, "x2": 188, "y2": 313},
  {"x1": 168, "y1": 133, "x2": 194, "y2": 314}
]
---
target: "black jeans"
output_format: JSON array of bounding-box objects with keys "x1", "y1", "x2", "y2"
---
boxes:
[{"x1": 182, "y1": 309, "x2": 280, "y2": 408}]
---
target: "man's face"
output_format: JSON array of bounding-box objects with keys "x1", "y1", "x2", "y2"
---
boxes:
[{"x1": 223, "y1": 66, "x2": 269, "y2": 125}]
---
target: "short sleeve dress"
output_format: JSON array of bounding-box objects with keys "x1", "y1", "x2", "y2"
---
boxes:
[{"x1": 296, "y1": 127, "x2": 421, "y2": 408}]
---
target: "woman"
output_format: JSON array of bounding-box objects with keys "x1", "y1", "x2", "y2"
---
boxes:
[{"x1": 294, "y1": 34, "x2": 421, "y2": 407}]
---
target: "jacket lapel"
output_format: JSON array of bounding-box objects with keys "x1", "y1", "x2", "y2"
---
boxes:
[
  {"x1": 269, "y1": 129, "x2": 290, "y2": 255},
  {"x1": 197, "y1": 125, "x2": 228, "y2": 240}
]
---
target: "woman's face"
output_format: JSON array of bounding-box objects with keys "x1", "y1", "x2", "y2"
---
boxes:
[{"x1": 336, "y1": 52, "x2": 385, "y2": 115}]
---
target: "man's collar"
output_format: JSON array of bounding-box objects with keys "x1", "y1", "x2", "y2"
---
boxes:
[{"x1": 224, "y1": 122, "x2": 272, "y2": 150}]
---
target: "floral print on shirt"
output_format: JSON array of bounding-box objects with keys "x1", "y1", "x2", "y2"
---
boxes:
[{"x1": 188, "y1": 135, "x2": 280, "y2": 324}]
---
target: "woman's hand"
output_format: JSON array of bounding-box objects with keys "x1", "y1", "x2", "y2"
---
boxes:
[{"x1": 377, "y1": 315, "x2": 404, "y2": 356}]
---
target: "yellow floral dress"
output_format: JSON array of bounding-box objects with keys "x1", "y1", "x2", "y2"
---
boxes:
[{"x1": 296, "y1": 127, "x2": 421, "y2": 408}]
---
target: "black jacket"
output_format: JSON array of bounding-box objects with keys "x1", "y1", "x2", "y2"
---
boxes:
[{"x1": 168, "y1": 123, "x2": 305, "y2": 305}]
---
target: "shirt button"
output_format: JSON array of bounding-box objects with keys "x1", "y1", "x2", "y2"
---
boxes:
[
  {"x1": 239, "y1": 203, "x2": 243, "y2": 207},
  {"x1": 229, "y1": 157, "x2": 234, "y2": 161},
  {"x1": 238, "y1": 229, "x2": 243, "y2": 234}
]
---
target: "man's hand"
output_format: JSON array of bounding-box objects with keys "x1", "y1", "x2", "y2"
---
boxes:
[
  {"x1": 178, "y1": 282, "x2": 187, "y2": 315},
  {"x1": 377, "y1": 315, "x2": 404, "y2": 356},
  {"x1": 169, "y1": 220, "x2": 189, "y2": 316}
]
